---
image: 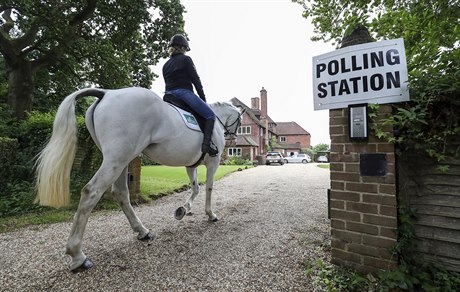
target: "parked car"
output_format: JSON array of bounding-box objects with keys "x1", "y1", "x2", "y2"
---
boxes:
[
  {"x1": 284, "y1": 154, "x2": 311, "y2": 164},
  {"x1": 265, "y1": 152, "x2": 284, "y2": 165},
  {"x1": 317, "y1": 155, "x2": 329, "y2": 163}
]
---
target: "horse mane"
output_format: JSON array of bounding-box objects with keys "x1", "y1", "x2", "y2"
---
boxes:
[{"x1": 210, "y1": 101, "x2": 240, "y2": 112}]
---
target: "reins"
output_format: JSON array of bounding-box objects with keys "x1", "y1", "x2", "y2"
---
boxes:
[{"x1": 216, "y1": 108, "x2": 245, "y2": 138}]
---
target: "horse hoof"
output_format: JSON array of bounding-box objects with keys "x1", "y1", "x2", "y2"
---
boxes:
[
  {"x1": 71, "y1": 258, "x2": 93, "y2": 273},
  {"x1": 139, "y1": 232, "x2": 154, "y2": 241},
  {"x1": 209, "y1": 217, "x2": 219, "y2": 222},
  {"x1": 175, "y1": 206, "x2": 186, "y2": 220}
]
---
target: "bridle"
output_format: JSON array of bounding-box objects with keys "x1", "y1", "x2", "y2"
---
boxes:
[{"x1": 216, "y1": 108, "x2": 246, "y2": 138}]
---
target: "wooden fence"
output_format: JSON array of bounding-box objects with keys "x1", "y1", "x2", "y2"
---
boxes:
[{"x1": 399, "y1": 151, "x2": 460, "y2": 272}]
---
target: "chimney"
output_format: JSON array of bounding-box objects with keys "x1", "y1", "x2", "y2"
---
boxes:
[
  {"x1": 260, "y1": 87, "x2": 267, "y2": 118},
  {"x1": 251, "y1": 97, "x2": 260, "y2": 110}
]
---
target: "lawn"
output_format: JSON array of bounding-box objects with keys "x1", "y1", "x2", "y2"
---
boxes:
[
  {"x1": 0, "y1": 164, "x2": 248, "y2": 233},
  {"x1": 140, "y1": 164, "x2": 249, "y2": 198}
]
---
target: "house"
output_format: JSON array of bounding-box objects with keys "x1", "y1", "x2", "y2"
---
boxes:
[
  {"x1": 274, "y1": 121, "x2": 311, "y2": 156},
  {"x1": 226, "y1": 87, "x2": 311, "y2": 161}
]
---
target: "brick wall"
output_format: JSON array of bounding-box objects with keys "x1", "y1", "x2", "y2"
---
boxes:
[
  {"x1": 329, "y1": 105, "x2": 398, "y2": 274},
  {"x1": 281, "y1": 134, "x2": 311, "y2": 149}
]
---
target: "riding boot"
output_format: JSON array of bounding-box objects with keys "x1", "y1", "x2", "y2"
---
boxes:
[{"x1": 202, "y1": 118, "x2": 219, "y2": 157}]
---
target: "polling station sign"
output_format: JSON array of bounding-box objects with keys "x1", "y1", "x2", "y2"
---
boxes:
[{"x1": 312, "y1": 38, "x2": 409, "y2": 110}]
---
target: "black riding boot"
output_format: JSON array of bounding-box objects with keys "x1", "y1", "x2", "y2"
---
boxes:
[{"x1": 202, "y1": 118, "x2": 218, "y2": 157}]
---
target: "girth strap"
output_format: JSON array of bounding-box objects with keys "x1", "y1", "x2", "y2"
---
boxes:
[{"x1": 187, "y1": 152, "x2": 206, "y2": 168}]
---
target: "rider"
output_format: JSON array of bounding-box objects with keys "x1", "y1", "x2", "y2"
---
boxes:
[{"x1": 163, "y1": 34, "x2": 218, "y2": 157}]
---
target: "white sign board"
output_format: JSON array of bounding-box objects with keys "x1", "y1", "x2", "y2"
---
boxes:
[{"x1": 312, "y1": 38, "x2": 409, "y2": 111}]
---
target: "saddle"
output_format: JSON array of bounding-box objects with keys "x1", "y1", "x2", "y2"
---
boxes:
[
  {"x1": 163, "y1": 93, "x2": 208, "y2": 168},
  {"x1": 163, "y1": 94, "x2": 206, "y2": 132}
]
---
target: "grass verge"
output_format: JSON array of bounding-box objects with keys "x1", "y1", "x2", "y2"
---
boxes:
[
  {"x1": 317, "y1": 163, "x2": 330, "y2": 169},
  {"x1": 0, "y1": 164, "x2": 250, "y2": 233}
]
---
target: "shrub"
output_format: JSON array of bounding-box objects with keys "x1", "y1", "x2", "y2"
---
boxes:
[
  {"x1": 0, "y1": 137, "x2": 19, "y2": 194},
  {"x1": 0, "y1": 110, "x2": 103, "y2": 217},
  {"x1": 224, "y1": 156, "x2": 252, "y2": 166}
]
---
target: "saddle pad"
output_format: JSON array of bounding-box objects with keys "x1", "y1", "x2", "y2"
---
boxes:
[{"x1": 168, "y1": 104, "x2": 201, "y2": 132}]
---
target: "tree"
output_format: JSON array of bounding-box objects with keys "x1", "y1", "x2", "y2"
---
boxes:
[
  {"x1": 294, "y1": 0, "x2": 460, "y2": 157},
  {"x1": 312, "y1": 143, "x2": 329, "y2": 153},
  {"x1": 0, "y1": 0, "x2": 185, "y2": 119}
]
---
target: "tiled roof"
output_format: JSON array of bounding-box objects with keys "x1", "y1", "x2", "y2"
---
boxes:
[
  {"x1": 235, "y1": 135, "x2": 259, "y2": 147},
  {"x1": 231, "y1": 97, "x2": 278, "y2": 135},
  {"x1": 275, "y1": 122, "x2": 310, "y2": 135},
  {"x1": 231, "y1": 97, "x2": 264, "y2": 127},
  {"x1": 230, "y1": 95, "x2": 311, "y2": 139}
]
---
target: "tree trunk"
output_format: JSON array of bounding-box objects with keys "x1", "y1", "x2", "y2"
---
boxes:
[{"x1": 6, "y1": 60, "x2": 34, "y2": 120}]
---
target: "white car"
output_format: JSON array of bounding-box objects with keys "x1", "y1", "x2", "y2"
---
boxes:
[
  {"x1": 284, "y1": 154, "x2": 311, "y2": 164},
  {"x1": 317, "y1": 155, "x2": 329, "y2": 163}
]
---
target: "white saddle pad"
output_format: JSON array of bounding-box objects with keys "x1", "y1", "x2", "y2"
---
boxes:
[{"x1": 168, "y1": 104, "x2": 201, "y2": 132}]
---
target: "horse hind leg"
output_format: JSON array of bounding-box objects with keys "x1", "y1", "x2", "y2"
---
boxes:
[
  {"x1": 175, "y1": 167, "x2": 199, "y2": 220},
  {"x1": 112, "y1": 167, "x2": 152, "y2": 241},
  {"x1": 65, "y1": 160, "x2": 126, "y2": 272}
]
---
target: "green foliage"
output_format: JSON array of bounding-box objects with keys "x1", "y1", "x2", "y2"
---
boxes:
[
  {"x1": 224, "y1": 156, "x2": 253, "y2": 166},
  {"x1": 304, "y1": 256, "x2": 378, "y2": 291},
  {"x1": 1, "y1": 0, "x2": 186, "y2": 115},
  {"x1": 312, "y1": 143, "x2": 330, "y2": 153},
  {"x1": 304, "y1": 249, "x2": 459, "y2": 291},
  {"x1": 0, "y1": 137, "x2": 19, "y2": 196},
  {"x1": 301, "y1": 147, "x2": 315, "y2": 158},
  {"x1": 268, "y1": 136, "x2": 280, "y2": 151},
  {"x1": 0, "y1": 109, "x2": 102, "y2": 217},
  {"x1": 295, "y1": 1, "x2": 460, "y2": 289},
  {"x1": 294, "y1": 0, "x2": 460, "y2": 159},
  {"x1": 0, "y1": 111, "x2": 53, "y2": 216}
]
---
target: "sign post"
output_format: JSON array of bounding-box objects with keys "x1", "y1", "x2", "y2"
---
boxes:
[
  {"x1": 323, "y1": 33, "x2": 403, "y2": 274},
  {"x1": 312, "y1": 38, "x2": 409, "y2": 110}
]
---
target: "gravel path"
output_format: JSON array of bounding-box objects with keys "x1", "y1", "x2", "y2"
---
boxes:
[{"x1": 0, "y1": 163, "x2": 330, "y2": 291}]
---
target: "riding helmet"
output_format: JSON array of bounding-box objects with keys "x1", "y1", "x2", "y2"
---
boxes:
[{"x1": 169, "y1": 34, "x2": 190, "y2": 51}]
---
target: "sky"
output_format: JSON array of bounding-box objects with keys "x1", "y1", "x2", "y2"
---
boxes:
[{"x1": 150, "y1": 0, "x2": 336, "y2": 145}]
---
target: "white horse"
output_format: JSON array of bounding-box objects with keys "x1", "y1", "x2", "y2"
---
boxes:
[{"x1": 35, "y1": 87, "x2": 242, "y2": 272}]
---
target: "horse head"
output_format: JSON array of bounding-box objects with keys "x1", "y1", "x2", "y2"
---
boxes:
[{"x1": 211, "y1": 102, "x2": 245, "y2": 139}]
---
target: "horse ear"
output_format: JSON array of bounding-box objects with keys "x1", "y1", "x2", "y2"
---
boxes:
[{"x1": 240, "y1": 107, "x2": 246, "y2": 115}]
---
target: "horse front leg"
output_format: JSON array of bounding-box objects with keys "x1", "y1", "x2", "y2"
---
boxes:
[
  {"x1": 175, "y1": 167, "x2": 199, "y2": 220},
  {"x1": 205, "y1": 159, "x2": 219, "y2": 222},
  {"x1": 112, "y1": 167, "x2": 152, "y2": 241},
  {"x1": 65, "y1": 162, "x2": 123, "y2": 272}
]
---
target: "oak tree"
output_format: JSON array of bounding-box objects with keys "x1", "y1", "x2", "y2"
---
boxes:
[{"x1": 0, "y1": 0, "x2": 185, "y2": 119}]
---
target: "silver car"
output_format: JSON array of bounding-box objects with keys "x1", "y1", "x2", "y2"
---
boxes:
[
  {"x1": 265, "y1": 152, "x2": 285, "y2": 165},
  {"x1": 284, "y1": 154, "x2": 311, "y2": 164}
]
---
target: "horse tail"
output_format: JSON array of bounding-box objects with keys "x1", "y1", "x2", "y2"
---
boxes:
[{"x1": 35, "y1": 88, "x2": 106, "y2": 207}]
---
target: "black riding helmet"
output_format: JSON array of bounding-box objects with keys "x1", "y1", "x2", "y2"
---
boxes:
[{"x1": 169, "y1": 34, "x2": 190, "y2": 51}]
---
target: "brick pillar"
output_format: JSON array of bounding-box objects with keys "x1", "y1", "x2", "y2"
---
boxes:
[
  {"x1": 128, "y1": 156, "x2": 141, "y2": 201},
  {"x1": 329, "y1": 106, "x2": 398, "y2": 274}
]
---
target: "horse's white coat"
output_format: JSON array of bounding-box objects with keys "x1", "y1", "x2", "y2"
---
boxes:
[{"x1": 35, "y1": 87, "x2": 241, "y2": 271}]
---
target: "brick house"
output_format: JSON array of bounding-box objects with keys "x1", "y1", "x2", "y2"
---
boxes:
[
  {"x1": 273, "y1": 121, "x2": 311, "y2": 156},
  {"x1": 226, "y1": 87, "x2": 311, "y2": 160}
]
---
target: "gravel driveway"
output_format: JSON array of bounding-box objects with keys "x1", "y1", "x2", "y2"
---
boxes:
[{"x1": 0, "y1": 163, "x2": 330, "y2": 291}]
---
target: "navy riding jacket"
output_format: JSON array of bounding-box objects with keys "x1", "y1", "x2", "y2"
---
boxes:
[{"x1": 163, "y1": 53, "x2": 206, "y2": 102}]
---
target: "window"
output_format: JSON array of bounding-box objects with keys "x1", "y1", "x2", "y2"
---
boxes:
[
  {"x1": 237, "y1": 126, "x2": 251, "y2": 135},
  {"x1": 280, "y1": 136, "x2": 286, "y2": 142},
  {"x1": 228, "y1": 148, "x2": 242, "y2": 156}
]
